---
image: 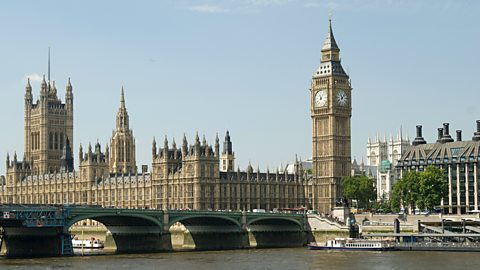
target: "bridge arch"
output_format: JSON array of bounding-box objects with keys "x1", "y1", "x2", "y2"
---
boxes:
[
  {"x1": 247, "y1": 216, "x2": 303, "y2": 228},
  {"x1": 66, "y1": 212, "x2": 169, "y2": 254},
  {"x1": 246, "y1": 216, "x2": 305, "y2": 248},
  {"x1": 167, "y1": 213, "x2": 245, "y2": 250},
  {"x1": 168, "y1": 214, "x2": 242, "y2": 229},
  {"x1": 66, "y1": 213, "x2": 162, "y2": 229}
]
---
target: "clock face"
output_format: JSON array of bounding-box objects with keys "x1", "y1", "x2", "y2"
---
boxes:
[
  {"x1": 315, "y1": 90, "x2": 327, "y2": 107},
  {"x1": 336, "y1": 90, "x2": 348, "y2": 106}
]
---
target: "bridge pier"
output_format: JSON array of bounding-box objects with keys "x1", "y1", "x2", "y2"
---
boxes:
[
  {"x1": 183, "y1": 230, "x2": 250, "y2": 250},
  {"x1": 2, "y1": 227, "x2": 70, "y2": 258},
  {"x1": 107, "y1": 226, "x2": 172, "y2": 253},
  {"x1": 248, "y1": 229, "x2": 306, "y2": 248}
]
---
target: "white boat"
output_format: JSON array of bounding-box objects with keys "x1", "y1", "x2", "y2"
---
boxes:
[
  {"x1": 308, "y1": 238, "x2": 395, "y2": 251},
  {"x1": 72, "y1": 237, "x2": 105, "y2": 249}
]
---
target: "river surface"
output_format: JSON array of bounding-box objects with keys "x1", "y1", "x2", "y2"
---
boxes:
[{"x1": 1, "y1": 248, "x2": 480, "y2": 270}]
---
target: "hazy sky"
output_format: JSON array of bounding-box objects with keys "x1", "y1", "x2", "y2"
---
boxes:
[{"x1": 0, "y1": 0, "x2": 479, "y2": 173}]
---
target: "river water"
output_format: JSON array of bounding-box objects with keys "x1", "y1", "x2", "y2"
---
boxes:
[{"x1": 1, "y1": 248, "x2": 480, "y2": 270}]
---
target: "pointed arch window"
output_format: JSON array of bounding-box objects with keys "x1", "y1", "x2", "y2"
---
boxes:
[
  {"x1": 49, "y1": 133, "x2": 53, "y2": 150},
  {"x1": 54, "y1": 132, "x2": 58, "y2": 150},
  {"x1": 60, "y1": 133, "x2": 64, "y2": 150}
]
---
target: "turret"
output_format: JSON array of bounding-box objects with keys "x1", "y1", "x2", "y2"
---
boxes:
[
  {"x1": 152, "y1": 137, "x2": 157, "y2": 159},
  {"x1": 194, "y1": 132, "x2": 201, "y2": 156},
  {"x1": 6, "y1": 153, "x2": 10, "y2": 169},
  {"x1": 105, "y1": 144, "x2": 110, "y2": 161},
  {"x1": 172, "y1": 138, "x2": 178, "y2": 159},
  {"x1": 163, "y1": 136, "x2": 169, "y2": 157},
  {"x1": 214, "y1": 133, "x2": 220, "y2": 157},
  {"x1": 65, "y1": 78, "x2": 73, "y2": 108},
  {"x1": 40, "y1": 75, "x2": 48, "y2": 100},
  {"x1": 25, "y1": 78, "x2": 32, "y2": 107},
  {"x1": 220, "y1": 131, "x2": 235, "y2": 172},
  {"x1": 79, "y1": 143, "x2": 83, "y2": 162},
  {"x1": 50, "y1": 81, "x2": 57, "y2": 98},
  {"x1": 182, "y1": 134, "x2": 188, "y2": 157}
]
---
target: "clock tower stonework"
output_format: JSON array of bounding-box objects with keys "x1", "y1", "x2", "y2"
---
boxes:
[{"x1": 310, "y1": 20, "x2": 352, "y2": 213}]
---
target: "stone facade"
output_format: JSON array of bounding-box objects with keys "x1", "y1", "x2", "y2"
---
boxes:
[
  {"x1": 366, "y1": 133, "x2": 410, "y2": 199},
  {"x1": 0, "y1": 20, "x2": 350, "y2": 214},
  {"x1": 310, "y1": 20, "x2": 352, "y2": 213},
  {"x1": 397, "y1": 123, "x2": 480, "y2": 214}
]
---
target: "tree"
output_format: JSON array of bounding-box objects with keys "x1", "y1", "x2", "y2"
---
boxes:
[
  {"x1": 342, "y1": 176, "x2": 376, "y2": 209},
  {"x1": 391, "y1": 171, "x2": 420, "y2": 214},
  {"x1": 390, "y1": 166, "x2": 447, "y2": 214},
  {"x1": 418, "y1": 166, "x2": 447, "y2": 211}
]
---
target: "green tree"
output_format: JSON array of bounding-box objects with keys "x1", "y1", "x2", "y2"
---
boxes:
[
  {"x1": 391, "y1": 171, "x2": 420, "y2": 214},
  {"x1": 391, "y1": 166, "x2": 447, "y2": 214},
  {"x1": 418, "y1": 166, "x2": 447, "y2": 211},
  {"x1": 342, "y1": 176, "x2": 376, "y2": 209}
]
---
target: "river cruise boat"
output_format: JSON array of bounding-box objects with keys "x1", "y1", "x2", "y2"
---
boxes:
[
  {"x1": 72, "y1": 237, "x2": 105, "y2": 249},
  {"x1": 308, "y1": 238, "x2": 395, "y2": 251}
]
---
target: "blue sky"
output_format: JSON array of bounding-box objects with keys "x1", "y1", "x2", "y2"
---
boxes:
[{"x1": 0, "y1": 0, "x2": 479, "y2": 172}]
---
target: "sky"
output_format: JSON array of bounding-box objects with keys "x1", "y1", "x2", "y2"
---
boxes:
[{"x1": 0, "y1": 0, "x2": 479, "y2": 173}]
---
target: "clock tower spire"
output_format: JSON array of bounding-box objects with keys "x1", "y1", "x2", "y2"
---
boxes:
[{"x1": 310, "y1": 20, "x2": 352, "y2": 213}]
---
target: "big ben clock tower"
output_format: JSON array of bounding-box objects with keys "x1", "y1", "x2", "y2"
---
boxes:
[{"x1": 310, "y1": 20, "x2": 352, "y2": 213}]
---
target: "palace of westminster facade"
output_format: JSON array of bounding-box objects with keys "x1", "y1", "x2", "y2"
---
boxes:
[{"x1": 0, "y1": 21, "x2": 352, "y2": 213}]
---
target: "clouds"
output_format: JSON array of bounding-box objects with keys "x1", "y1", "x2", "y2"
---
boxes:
[
  {"x1": 25, "y1": 73, "x2": 43, "y2": 83},
  {"x1": 183, "y1": 0, "x2": 294, "y2": 14},
  {"x1": 189, "y1": 4, "x2": 230, "y2": 13}
]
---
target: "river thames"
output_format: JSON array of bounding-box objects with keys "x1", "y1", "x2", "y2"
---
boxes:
[{"x1": 1, "y1": 248, "x2": 480, "y2": 270}]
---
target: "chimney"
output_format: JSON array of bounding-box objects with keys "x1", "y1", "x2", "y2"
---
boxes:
[
  {"x1": 412, "y1": 125, "x2": 427, "y2": 146},
  {"x1": 437, "y1": 128, "x2": 443, "y2": 143},
  {"x1": 473, "y1": 120, "x2": 480, "y2": 141},
  {"x1": 456, "y1": 130, "x2": 462, "y2": 142},
  {"x1": 442, "y1": 123, "x2": 454, "y2": 143}
]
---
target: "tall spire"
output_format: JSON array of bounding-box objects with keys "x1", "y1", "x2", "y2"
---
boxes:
[
  {"x1": 116, "y1": 87, "x2": 129, "y2": 130},
  {"x1": 321, "y1": 18, "x2": 339, "y2": 52},
  {"x1": 120, "y1": 86, "x2": 125, "y2": 109},
  {"x1": 48, "y1": 47, "x2": 51, "y2": 86}
]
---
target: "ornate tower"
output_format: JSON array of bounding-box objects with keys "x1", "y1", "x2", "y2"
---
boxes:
[
  {"x1": 109, "y1": 88, "x2": 137, "y2": 174},
  {"x1": 220, "y1": 131, "x2": 235, "y2": 172},
  {"x1": 24, "y1": 76, "x2": 74, "y2": 174},
  {"x1": 311, "y1": 20, "x2": 352, "y2": 213}
]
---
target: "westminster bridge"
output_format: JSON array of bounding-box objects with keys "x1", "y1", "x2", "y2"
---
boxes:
[{"x1": 0, "y1": 205, "x2": 307, "y2": 258}]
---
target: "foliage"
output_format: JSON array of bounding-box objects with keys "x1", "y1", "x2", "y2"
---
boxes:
[
  {"x1": 418, "y1": 166, "x2": 448, "y2": 211},
  {"x1": 391, "y1": 166, "x2": 447, "y2": 213},
  {"x1": 342, "y1": 176, "x2": 376, "y2": 209}
]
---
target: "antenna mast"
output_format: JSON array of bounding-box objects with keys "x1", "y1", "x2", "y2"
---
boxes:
[{"x1": 48, "y1": 47, "x2": 51, "y2": 85}]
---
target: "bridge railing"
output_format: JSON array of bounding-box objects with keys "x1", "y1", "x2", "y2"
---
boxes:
[{"x1": 1, "y1": 206, "x2": 69, "y2": 228}]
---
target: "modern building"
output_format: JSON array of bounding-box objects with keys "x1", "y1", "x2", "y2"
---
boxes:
[
  {"x1": 397, "y1": 122, "x2": 480, "y2": 214},
  {"x1": 0, "y1": 20, "x2": 351, "y2": 214}
]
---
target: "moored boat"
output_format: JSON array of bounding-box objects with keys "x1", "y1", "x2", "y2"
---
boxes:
[
  {"x1": 308, "y1": 238, "x2": 395, "y2": 251},
  {"x1": 72, "y1": 237, "x2": 105, "y2": 249}
]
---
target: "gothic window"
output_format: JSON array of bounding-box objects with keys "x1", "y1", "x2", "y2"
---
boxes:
[
  {"x1": 54, "y1": 132, "x2": 58, "y2": 150},
  {"x1": 32, "y1": 132, "x2": 35, "y2": 150},
  {"x1": 201, "y1": 165, "x2": 205, "y2": 177},
  {"x1": 49, "y1": 133, "x2": 53, "y2": 150},
  {"x1": 60, "y1": 133, "x2": 64, "y2": 150},
  {"x1": 126, "y1": 140, "x2": 130, "y2": 162},
  {"x1": 210, "y1": 164, "x2": 214, "y2": 177},
  {"x1": 36, "y1": 132, "x2": 39, "y2": 150}
]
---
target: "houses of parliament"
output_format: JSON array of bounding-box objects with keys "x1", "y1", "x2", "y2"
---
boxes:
[{"x1": 0, "y1": 21, "x2": 352, "y2": 214}]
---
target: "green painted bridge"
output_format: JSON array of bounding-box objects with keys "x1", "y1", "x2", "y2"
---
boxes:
[{"x1": 0, "y1": 205, "x2": 307, "y2": 258}]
